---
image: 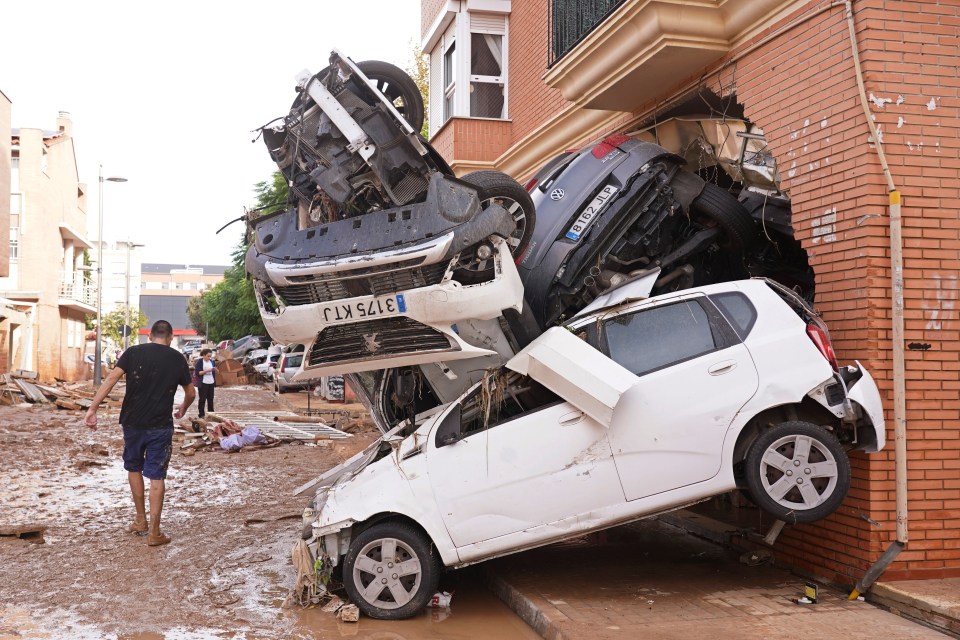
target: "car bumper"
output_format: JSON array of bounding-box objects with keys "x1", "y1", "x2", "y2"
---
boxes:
[
  {"x1": 846, "y1": 360, "x2": 886, "y2": 452},
  {"x1": 259, "y1": 238, "x2": 523, "y2": 377}
]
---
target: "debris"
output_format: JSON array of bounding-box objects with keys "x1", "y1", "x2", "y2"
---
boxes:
[
  {"x1": 337, "y1": 604, "x2": 359, "y2": 622},
  {"x1": 0, "y1": 524, "x2": 47, "y2": 543},
  {"x1": 739, "y1": 549, "x2": 774, "y2": 566},
  {"x1": 220, "y1": 426, "x2": 269, "y2": 451},
  {"x1": 428, "y1": 591, "x2": 453, "y2": 608},
  {"x1": 321, "y1": 596, "x2": 343, "y2": 613}
]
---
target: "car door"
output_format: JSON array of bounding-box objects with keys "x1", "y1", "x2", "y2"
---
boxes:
[
  {"x1": 426, "y1": 379, "x2": 623, "y2": 548},
  {"x1": 601, "y1": 294, "x2": 759, "y2": 501}
]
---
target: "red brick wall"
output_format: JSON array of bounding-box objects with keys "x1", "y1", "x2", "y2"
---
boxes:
[{"x1": 427, "y1": 0, "x2": 960, "y2": 582}]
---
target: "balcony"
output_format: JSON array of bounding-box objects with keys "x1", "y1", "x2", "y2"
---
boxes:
[
  {"x1": 58, "y1": 273, "x2": 97, "y2": 314},
  {"x1": 545, "y1": 0, "x2": 796, "y2": 112},
  {"x1": 550, "y1": 0, "x2": 628, "y2": 66}
]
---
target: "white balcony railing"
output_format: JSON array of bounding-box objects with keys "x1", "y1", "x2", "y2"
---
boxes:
[{"x1": 58, "y1": 272, "x2": 97, "y2": 307}]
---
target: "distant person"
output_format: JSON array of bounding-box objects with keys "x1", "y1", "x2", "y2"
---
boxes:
[
  {"x1": 194, "y1": 349, "x2": 217, "y2": 418},
  {"x1": 83, "y1": 320, "x2": 195, "y2": 547}
]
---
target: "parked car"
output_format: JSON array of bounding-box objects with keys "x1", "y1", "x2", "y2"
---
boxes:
[
  {"x1": 181, "y1": 339, "x2": 203, "y2": 357},
  {"x1": 227, "y1": 335, "x2": 271, "y2": 360},
  {"x1": 246, "y1": 50, "x2": 536, "y2": 377},
  {"x1": 302, "y1": 277, "x2": 885, "y2": 619},
  {"x1": 274, "y1": 351, "x2": 313, "y2": 393}
]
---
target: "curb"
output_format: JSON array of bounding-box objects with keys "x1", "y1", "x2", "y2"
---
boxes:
[
  {"x1": 482, "y1": 567, "x2": 571, "y2": 640},
  {"x1": 869, "y1": 582, "x2": 960, "y2": 638}
]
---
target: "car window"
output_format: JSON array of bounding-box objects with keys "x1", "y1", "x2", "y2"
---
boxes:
[
  {"x1": 603, "y1": 299, "x2": 718, "y2": 376},
  {"x1": 287, "y1": 354, "x2": 303, "y2": 368},
  {"x1": 435, "y1": 373, "x2": 560, "y2": 448},
  {"x1": 709, "y1": 292, "x2": 757, "y2": 340}
]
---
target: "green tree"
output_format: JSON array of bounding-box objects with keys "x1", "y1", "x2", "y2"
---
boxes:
[
  {"x1": 406, "y1": 41, "x2": 430, "y2": 139},
  {"x1": 101, "y1": 308, "x2": 149, "y2": 346},
  {"x1": 186, "y1": 293, "x2": 205, "y2": 335},
  {"x1": 197, "y1": 172, "x2": 289, "y2": 341}
]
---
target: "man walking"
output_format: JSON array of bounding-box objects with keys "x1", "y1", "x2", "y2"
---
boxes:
[{"x1": 84, "y1": 320, "x2": 195, "y2": 546}]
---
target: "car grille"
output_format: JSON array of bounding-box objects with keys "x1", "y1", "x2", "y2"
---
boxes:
[
  {"x1": 276, "y1": 261, "x2": 448, "y2": 305},
  {"x1": 308, "y1": 317, "x2": 454, "y2": 366}
]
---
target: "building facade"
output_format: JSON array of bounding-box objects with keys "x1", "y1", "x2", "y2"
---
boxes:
[
  {"x1": 422, "y1": 0, "x2": 960, "y2": 583},
  {"x1": 0, "y1": 113, "x2": 92, "y2": 381},
  {"x1": 139, "y1": 263, "x2": 226, "y2": 345}
]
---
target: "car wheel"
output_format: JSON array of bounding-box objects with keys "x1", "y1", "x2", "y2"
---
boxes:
[
  {"x1": 357, "y1": 60, "x2": 425, "y2": 134},
  {"x1": 744, "y1": 421, "x2": 851, "y2": 524},
  {"x1": 343, "y1": 522, "x2": 440, "y2": 620},
  {"x1": 460, "y1": 170, "x2": 536, "y2": 259},
  {"x1": 689, "y1": 182, "x2": 757, "y2": 249}
]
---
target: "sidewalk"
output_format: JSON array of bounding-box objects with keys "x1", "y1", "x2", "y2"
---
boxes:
[{"x1": 483, "y1": 516, "x2": 958, "y2": 639}]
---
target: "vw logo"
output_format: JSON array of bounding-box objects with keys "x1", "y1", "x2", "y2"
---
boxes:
[{"x1": 550, "y1": 188, "x2": 565, "y2": 201}]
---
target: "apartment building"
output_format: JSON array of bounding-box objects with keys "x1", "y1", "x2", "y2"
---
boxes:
[
  {"x1": 0, "y1": 112, "x2": 92, "y2": 381},
  {"x1": 139, "y1": 263, "x2": 227, "y2": 344},
  {"x1": 422, "y1": 0, "x2": 960, "y2": 583}
]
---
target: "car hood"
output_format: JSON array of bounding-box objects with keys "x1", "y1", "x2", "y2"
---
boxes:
[
  {"x1": 505, "y1": 326, "x2": 634, "y2": 427},
  {"x1": 293, "y1": 424, "x2": 405, "y2": 497}
]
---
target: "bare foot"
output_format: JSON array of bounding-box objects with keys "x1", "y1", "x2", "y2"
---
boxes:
[
  {"x1": 127, "y1": 520, "x2": 148, "y2": 533},
  {"x1": 147, "y1": 532, "x2": 171, "y2": 546}
]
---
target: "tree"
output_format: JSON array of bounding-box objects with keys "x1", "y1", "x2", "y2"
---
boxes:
[
  {"x1": 186, "y1": 294, "x2": 205, "y2": 335},
  {"x1": 196, "y1": 172, "x2": 289, "y2": 341},
  {"x1": 406, "y1": 40, "x2": 430, "y2": 139},
  {"x1": 101, "y1": 308, "x2": 149, "y2": 347}
]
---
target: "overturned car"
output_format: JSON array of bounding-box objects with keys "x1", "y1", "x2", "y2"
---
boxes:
[
  {"x1": 246, "y1": 50, "x2": 535, "y2": 376},
  {"x1": 299, "y1": 277, "x2": 885, "y2": 619}
]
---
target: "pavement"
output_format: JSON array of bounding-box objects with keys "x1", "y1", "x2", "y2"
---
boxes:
[{"x1": 482, "y1": 513, "x2": 960, "y2": 639}]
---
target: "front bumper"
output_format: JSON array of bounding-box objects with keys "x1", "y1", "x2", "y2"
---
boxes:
[{"x1": 264, "y1": 237, "x2": 524, "y2": 377}]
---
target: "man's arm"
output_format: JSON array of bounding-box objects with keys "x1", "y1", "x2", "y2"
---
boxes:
[
  {"x1": 175, "y1": 383, "x2": 197, "y2": 419},
  {"x1": 83, "y1": 366, "x2": 125, "y2": 431}
]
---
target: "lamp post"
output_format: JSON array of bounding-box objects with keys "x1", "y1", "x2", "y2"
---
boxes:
[
  {"x1": 120, "y1": 240, "x2": 145, "y2": 351},
  {"x1": 94, "y1": 166, "x2": 128, "y2": 388}
]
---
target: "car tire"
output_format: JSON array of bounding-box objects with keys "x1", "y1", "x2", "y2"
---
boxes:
[
  {"x1": 460, "y1": 170, "x2": 536, "y2": 259},
  {"x1": 689, "y1": 182, "x2": 757, "y2": 249},
  {"x1": 744, "y1": 421, "x2": 851, "y2": 524},
  {"x1": 357, "y1": 60, "x2": 425, "y2": 134},
  {"x1": 342, "y1": 521, "x2": 440, "y2": 620}
]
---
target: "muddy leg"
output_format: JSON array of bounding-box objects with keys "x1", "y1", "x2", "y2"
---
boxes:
[{"x1": 127, "y1": 471, "x2": 147, "y2": 531}]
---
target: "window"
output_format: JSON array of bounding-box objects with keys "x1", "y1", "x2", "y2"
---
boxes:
[
  {"x1": 710, "y1": 292, "x2": 757, "y2": 340},
  {"x1": 470, "y1": 33, "x2": 505, "y2": 118},
  {"x1": 428, "y1": 7, "x2": 509, "y2": 133},
  {"x1": 9, "y1": 211, "x2": 19, "y2": 261},
  {"x1": 603, "y1": 300, "x2": 719, "y2": 376},
  {"x1": 443, "y1": 41, "x2": 457, "y2": 122}
]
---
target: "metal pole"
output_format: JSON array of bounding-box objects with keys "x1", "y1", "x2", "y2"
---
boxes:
[
  {"x1": 94, "y1": 166, "x2": 104, "y2": 388},
  {"x1": 123, "y1": 241, "x2": 131, "y2": 351}
]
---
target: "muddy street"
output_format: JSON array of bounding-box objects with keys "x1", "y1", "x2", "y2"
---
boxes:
[{"x1": 0, "y1": 385, "x2": 538, "y2": 640}]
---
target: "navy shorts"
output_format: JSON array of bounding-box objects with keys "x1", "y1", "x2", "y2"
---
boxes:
[{"x1": 122, "y1": 427, "x2": 174, "y2": 480}]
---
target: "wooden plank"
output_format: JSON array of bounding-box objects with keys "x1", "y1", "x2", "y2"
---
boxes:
[
  {"x1": 10, "y1": 369, "x2": 38, "y2": 380},
  {"x1": 13, "y1": 379, "x2": 47, "y2": 403}
]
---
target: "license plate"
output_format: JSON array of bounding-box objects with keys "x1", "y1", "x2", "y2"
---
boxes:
[
  {"x1": 320, "y1": 294, "x2": 406, "y2": 324},
  {"x1": 565, "y1": 185, "x2": 619, "y2": 241}
]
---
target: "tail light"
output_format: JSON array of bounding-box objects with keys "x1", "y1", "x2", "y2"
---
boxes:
[
  {"x1": 280, "y1": 357, "x2": 287, "y2": 373},
  {"x1": 523, "y1": 177, "x2": 538, "y2": 192},
  {"x1": 591, "y1": 134, "x2": 630, "y2": 159},
  {"x1": 806, "y1": 322, "x2": 839, "y2": 371}
]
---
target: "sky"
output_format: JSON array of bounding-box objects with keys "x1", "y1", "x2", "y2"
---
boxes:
[{"x1": 3, "y1": 0, "x2": 422, "y2": 267}]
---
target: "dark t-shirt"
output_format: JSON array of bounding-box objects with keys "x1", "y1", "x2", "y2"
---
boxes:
[{"x1": 116, "y1": 343, "x2": 192, "y2": 429}]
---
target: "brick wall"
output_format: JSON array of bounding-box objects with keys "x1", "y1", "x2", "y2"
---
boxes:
[{"x1": 424, "y1": 0, "x2": 960, "y2": 581}]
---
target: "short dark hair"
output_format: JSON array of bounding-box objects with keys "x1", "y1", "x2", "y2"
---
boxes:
[
  {"x1": 150, "y1": 320, "x2": 173, "y2": 339},
  {"x1": 200, "y1": 348, "x2": 212, "y2": 356}
]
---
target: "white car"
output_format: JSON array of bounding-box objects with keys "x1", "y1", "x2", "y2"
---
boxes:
[{"x1": 298, "y1": 277, "x2": 885, "y2": 620}]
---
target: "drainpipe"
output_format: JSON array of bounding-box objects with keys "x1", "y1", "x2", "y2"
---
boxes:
[{"x1": 843, "y1": 0, "x2": 907, "y2": 598}]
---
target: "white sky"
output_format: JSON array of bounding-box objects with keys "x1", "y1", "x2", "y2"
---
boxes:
[{"x1": 3, "y1": 0, "x2": 422, "y2": 267}]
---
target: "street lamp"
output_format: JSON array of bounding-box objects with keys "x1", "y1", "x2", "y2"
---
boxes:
[
  {"x1": 120, "y1": 240, "x2": 145, "y2": 351},
  {"x1": 94, "y1": 166, "x2": 128, "y2": 388}
]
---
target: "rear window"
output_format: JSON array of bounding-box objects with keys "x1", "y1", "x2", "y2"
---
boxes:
[
  {"x1": 709, "y1": 292, "x2": 757, "y2": 340},
  {"x1": 286, "y1": 354, "x2": 303, "y2": 368}
]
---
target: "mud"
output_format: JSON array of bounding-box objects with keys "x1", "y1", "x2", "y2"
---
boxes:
[{"x1": 0, "y1": 386, "x2": 538, "y2": 639}]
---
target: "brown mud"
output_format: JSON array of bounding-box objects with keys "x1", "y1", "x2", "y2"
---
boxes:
[{"x1": 0, "y1": 386, "x2": 538, "y2": 640}]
